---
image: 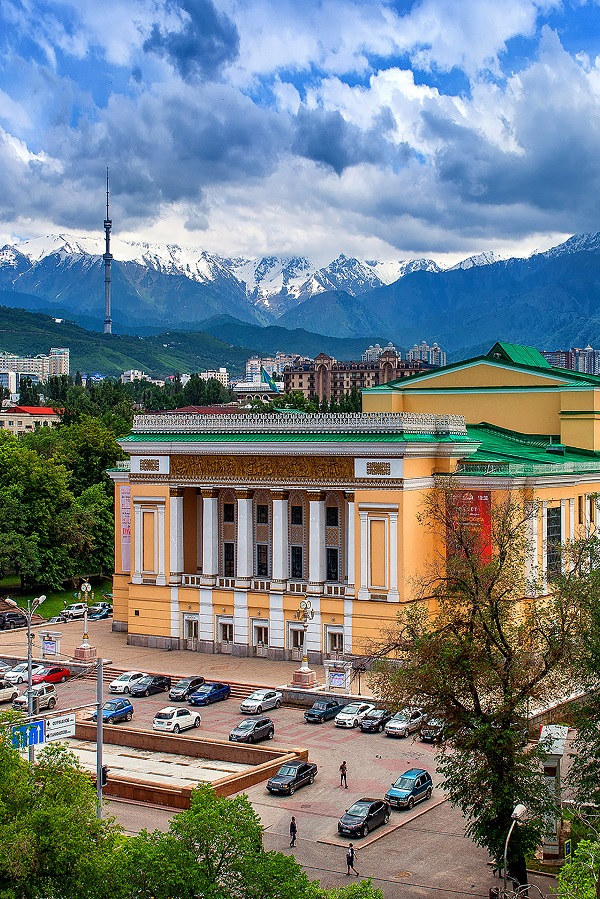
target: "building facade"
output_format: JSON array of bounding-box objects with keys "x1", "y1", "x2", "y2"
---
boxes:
[
  {"x1": 110, "y1": 341, "x2": 600, "y2": 662},
  {"x1": 0, "y1": 347, "x2": 69, "y2": 383},
  {"x1": 283, "y1": 353, "x2": 431, "y2": 401},
  {"x1": 0, "y1": 405, "x2": 62, "y2": 436}
]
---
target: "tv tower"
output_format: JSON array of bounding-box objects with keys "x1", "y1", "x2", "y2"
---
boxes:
[{"x1": 103, "y1": 167, "x2": 113, "y2": 334}]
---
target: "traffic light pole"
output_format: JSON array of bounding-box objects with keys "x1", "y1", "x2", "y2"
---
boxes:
[{"x1": 96, "y1": 657, "x2": 103, "y2": 818}]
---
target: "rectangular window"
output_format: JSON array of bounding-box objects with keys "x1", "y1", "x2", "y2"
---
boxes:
[
  {"x1": 256, "y1": 504, "x2": 268, "y2": 524},
  {"x1": 326, "y1": 506, "x2": 339, "y2": 527},
  {"x1": 328, "y1": 630, "x2": 344, "y2": 652},
  {"x1": 326, "y1": 547, "x2": 339, "y2": 582},
  {"x1": 255, "y1": 625, "x2": 268, "y2": 646},
  {"x1": 578, "y1": 495, "x2": 584, "y2": 525},
  {"x1": 223, "y1": 503, "x2": 235, "y2": 522},
  {"x1": 220, "y1": 622, "x2": 233, "y2": 643},
  {"x1": 224, "y1": 542, "x2": 235, "y2": 576},
  {"x1": 256, "y1": 544, "x2": 269, "y2": 576},
  {"x1": 546, "y1": 506, "x2": 562, "y2": 580},
  {"x1": 291, "y1": 545, "x2": 303, "y2": 579},
  {"x1": 291, "y1": 505, "x2": 303, "y2": 525}
]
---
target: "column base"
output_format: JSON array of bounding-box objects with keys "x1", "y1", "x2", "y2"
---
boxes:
[
  {"x1": 74, "y1": 644, "x2": 97, "y2": 662},
  {"x1": 291, "y1": 667, "x2": 318, "y2": 687}
]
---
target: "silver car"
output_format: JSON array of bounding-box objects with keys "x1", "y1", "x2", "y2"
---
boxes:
[
  {"x1": 385, "y1": 708, "x2": 424, "y2": 738},
  {"x1": 109, "y1": 671, "x2": 148, "y2": 694},
  {"x1": 240, "y1": 689, "x2": 282, "y2": 714}
]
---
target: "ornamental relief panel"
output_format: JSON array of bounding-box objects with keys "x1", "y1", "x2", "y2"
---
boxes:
[{"x1": 170, "y1": 454, "x2": 354, "y2": 483}]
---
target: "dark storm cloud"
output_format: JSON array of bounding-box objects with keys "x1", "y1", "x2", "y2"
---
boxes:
[
  {"x1": 144, "y1": 0, "x2": 239, "y2": 81},
  {"x1": 291, "y1": 106, "x2": 405, "y2": 175}
]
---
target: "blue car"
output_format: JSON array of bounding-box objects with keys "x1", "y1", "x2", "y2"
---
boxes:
[
  {"x1": 189, "y1": 682, "x2": 230, "y2": 706},
  {"x1": 384, "y1": 768, "x2": 433, "y2": 810},
  {"x1": 93, "y1": 697, "x2": 134, "y2": 724}
]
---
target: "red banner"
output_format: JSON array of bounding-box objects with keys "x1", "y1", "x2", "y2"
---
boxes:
[{"x1": 447, "y1": 490, "x2": 492, "y2": 563}]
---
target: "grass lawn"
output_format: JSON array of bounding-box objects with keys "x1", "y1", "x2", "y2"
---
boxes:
[{"x1": 0, "y1": 577, "x2": 113, "y2": 619}]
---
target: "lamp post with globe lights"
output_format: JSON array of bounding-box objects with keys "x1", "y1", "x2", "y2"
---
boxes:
[
  {"x1": 5, "y1": 594, "x2": 45, "y2": 763},
  {"x1": 291, "y1": 598, "x2": 317, "y2": 687},
  {"x1": 74, "y1": 578, "x2": 97, "y2": 662}
]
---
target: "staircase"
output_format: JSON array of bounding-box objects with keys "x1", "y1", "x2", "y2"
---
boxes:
[{"x1": 82, "y1": 665, "x2": 263, "y2": 700}]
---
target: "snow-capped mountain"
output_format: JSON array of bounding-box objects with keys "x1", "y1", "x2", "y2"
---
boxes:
[{"x1": 449, "y1": 251, "x2": 503, "y2": 271}]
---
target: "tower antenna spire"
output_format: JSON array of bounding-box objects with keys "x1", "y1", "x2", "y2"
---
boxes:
[{"x1": 103, "y1": 167, "x2": 113, "y2": 335}]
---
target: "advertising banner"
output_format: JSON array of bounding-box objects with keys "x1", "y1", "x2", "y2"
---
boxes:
[
  {"x1": 447, "y1": 490, "x2": 492, "y2": 562},
  {"x1": 120, "y1": 484, "x2": 131, "y2": 572}
]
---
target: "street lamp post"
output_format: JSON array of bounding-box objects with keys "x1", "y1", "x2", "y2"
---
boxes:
[
  {"x1": 291, "y1": 599, "x2": 318, "y2": 687},
  {"x1": 73, "y1": 578, "x2": 97, "y2": 662},
  {"x1": 5, "y1": 594, "x2": 46, "y2": 764},
  {"x1": 503, "y1": 803, "x2": 528, "y2": 895}
]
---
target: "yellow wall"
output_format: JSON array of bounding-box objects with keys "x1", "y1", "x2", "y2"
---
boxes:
[
  {"x1": 127, "y1": 584, "x2": 172, "y2": 635},
  {"x1": 403, "y1": 362, "x2": 566, "y2": 390}
]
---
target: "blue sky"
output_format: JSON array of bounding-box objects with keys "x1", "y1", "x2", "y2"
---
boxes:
[{"x1": 1, "y1": 0, "x2": 600, "y2": 265}]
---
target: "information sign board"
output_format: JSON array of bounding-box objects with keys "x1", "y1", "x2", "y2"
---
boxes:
[
  {"x1": 46, "y1": 713, "x2": 76, "y2": 742},
  {"x1": 11, "y1": 719, "x2": 45, "y2": 750}
]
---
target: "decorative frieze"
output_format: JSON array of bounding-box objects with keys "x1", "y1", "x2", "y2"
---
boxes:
[{"x1": 171, "y1": 454, "x2": 354, "y2": 483}]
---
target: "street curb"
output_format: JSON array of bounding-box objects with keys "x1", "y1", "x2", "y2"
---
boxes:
[{"x1": 317, "y1": 796, "x2": 448, "y2": 847}]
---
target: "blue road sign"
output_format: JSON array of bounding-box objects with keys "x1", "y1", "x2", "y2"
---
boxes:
[
  {"x1": 11, "y1": 719, "x2": 45, "y2": 750},
  {"x1": 564, "y1": 838, "x2": 571, "y2": 861}
]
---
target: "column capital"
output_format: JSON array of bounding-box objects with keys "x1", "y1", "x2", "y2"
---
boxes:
[
  {"x1": 307, "y1": 491, "x2": 326, "y2": 502},
  {"x1": 344, "y1": 491, "x2": 355, "y2": 503},
  {"x1": 271, "y1": 490, "x2": 290, "y2": 501},
  {"x1": 170, "y1": 487, "x2": 185, "y2": 498},
  {"x1": 236, "y1": 489, "x2": 254, "y2": 501},
  {"x1": 200, "y1": 488, "x2": 218, "y2": 499}
]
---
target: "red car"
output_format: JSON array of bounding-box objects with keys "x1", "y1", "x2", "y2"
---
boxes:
[{"x1": 31, "y1": 666, "x2": 71, "y2": 684}]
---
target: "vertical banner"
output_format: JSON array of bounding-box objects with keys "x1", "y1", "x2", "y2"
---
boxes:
[
  {"x1": 120, "y1": 484, "x2": 131, "y2": 572},
  {"x1": 448, "y1": 490, "x2": 492, "y2": 563}
]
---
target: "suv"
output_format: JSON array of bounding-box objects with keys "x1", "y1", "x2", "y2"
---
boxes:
[
  {"x1": 13, "y1": 683, "x2": 57, "y2": 712},
  {"x1": 168, "y1": 676, "x2": 205, "y2": 701},
  {"x1": 63, "y1": 603, "x2": 87, "y2": 620},
  {"x1": 385, "y1": 768, "x2": 433, "y2": 810},
  {"x1": 153, "y1": 707, "x2": 201, "y2": 733},
  {"x1": 229, "y1": 717, "x2": 274, "y2": 743},
  {"x1": 0, "y1": 609, "x2": 27, "y2": 629}
]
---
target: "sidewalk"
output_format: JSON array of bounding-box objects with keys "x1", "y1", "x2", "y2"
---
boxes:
[{"x1": 0, "y1": 618, "x2": 358, "y2": 692}]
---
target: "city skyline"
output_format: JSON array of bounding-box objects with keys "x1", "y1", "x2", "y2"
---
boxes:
[{"x1": 1, "y1": 1, "x2": 600, "y2": 266}]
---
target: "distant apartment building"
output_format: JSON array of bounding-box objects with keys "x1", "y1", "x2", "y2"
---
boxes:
[
  {"x1": 121, "y1": 369, "x2": 152, "y2": 383},
  {"x1": 542, "y1": 345, "x2": 600, "y2": 375},
  {"x1": 0, "y1": 347, "x2": 69, "y2": 384},
  {"x1": 406, "y1": 341, "x2": 447, "y2": 367},
  {"x1": 0, "y1": 405, "x2": 62, "y2": 436},
  {"x1": 361, "y1": 342, "x2": 400, "y2": 362},
  {"x1": 200, "y1": 368, "x2": 230, "y2": 388},
  {"x1": 0, "y1": 371, "x2": 17, "y2": 394},
  {"x1": 283, "y1": 352, "x2": 431, "y2": 401},
  {"x1": 245, "y1": 353, "x2": 298, "y2": 381}
]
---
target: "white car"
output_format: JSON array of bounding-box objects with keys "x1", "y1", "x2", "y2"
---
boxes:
[
  {"x1": 385, "y1": 708, "x2": 425, "y2": 738},
  {"x1": 152, "y1": 706, "x2": 201, "y2": 734},
  {"x1": 109, "y1": 671, "x2": 148, "y2": 694},
  {"x1": 334, "y1": 702, "x2": 376, "y2": 728},
  {"x1": 240, "y1": 689, "x2": 283, "y2": 714},
  {"x1": 13, "y1": 683, "x2": 57, "y2": 711},
  {"x1": 0, "y1": 679, "x2": 18, "y2": 704},
  {"x1": 63, "y1": 603, "x2": 88, "y2": 619},
  {"x1": 5, "y1": 663, "x2": 46, "y2": 685}
]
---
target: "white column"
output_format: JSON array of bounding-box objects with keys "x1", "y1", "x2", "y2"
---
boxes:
[
  {"x1": 170, "y1": 586, "x2": 180, "y2": 638},
  {"x1": 234, "y1": 589, "x2": 249, "y2": 650},
  {"x1": 560, "y1": 499, "x2": 567, "y2": 573},
  {"x1": 541, "y1": 500, "x2": 548, "y2": 593},
  {"x1": 343, "y1": 597, "x2": 353, "y2": 654},
  {"x1": 525, "y1": 504, "x2": 539, "y2": 592},
  {"x1": 358, "y1": 510, "x2": 369, "y2": 600},
  {"x1": 271, "y1": 492, "x2": 289, "y2": 587},
  {"x1": 569, "y1": 498, "x2": 575, "y2": 543},
  {"x1": 196, "y1": 490, "x2": 203, "y2": 573},
  {"x1": 345, "y1": 493, "x2": 355, "y2": 597},
  {"x1": 169, "y1": 488, "x2": 184, "y2": 584},
  {"x1": 132, "y1": 503, "x2": 142, "y2": 584},
  {"x1": 156, "y1": 503, "x2": 166, "y2": 586},
  {"x1": 236, "y1": 491, "x2": 254, "y2": 586},
  {"x1": 201, "y1": 490, "x2": 218, "y2": 585},
  {"x1": 307, "y1": 492, "x2": 326, "y2": 594},
  {"x1": 388, "y1": 510, "x2": 399, "y2": 602},
  {"x1": 199, "y1": 587, "x2": 214, "y2": 642},
  {"x1": 585, "y1": 493, "x2": 591, "y2": 536},
  {"x1": 269, "y1": 591, "x2": 284, "y2": 650}
]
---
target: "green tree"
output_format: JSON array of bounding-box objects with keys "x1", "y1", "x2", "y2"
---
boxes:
[
  {"x1": 17, "y1": 377, "x2": 41, "y2": 406},
  {"x1": 557, "y1": 839, "x2": 600, "y2": 899},
  {"x1": 368, "y1": 481, "x2": 578, "y2": 886},
  {"x1": 183, "y1": 373, "x2": 207, "y2": 406}
]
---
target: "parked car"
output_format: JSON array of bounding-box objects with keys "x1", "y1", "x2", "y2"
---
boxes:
[
  {"x1": 385, "y1": 708, "x2": 424, "y2": 738},
  {"x1": 88, "y1": 607, "x2": 113, "y2": 620},
  {"x1": 0, "y1": 679, "x2": 19, "y2": 704},
  {"x1": 360, "y1": 708, "x2": 393, "y2": 733},
  {"x1": 337, "y1": 798, "x2": 391, "y2": 837},
  {"x1": 189, "y1": 682, "x2": 230, "y2": 705},
  {"x1": 240, "y1": 689, "x2": 282, "y2": 714},
  {"x1": 88, "y1": 601, "x2": 112, "y2": 616},
  {"x1": 109, "y1": 671, "x2": 148, "y2": 694},
  {"x1": 13, "y1": 683, "x2": 57, "y2": 711},
  {"x1": 420, "y1": 718, "x2": 445, "y2": 743},
  {"x1": 169, "y1": 676, "x2": 205, "y2": 701},
  {"x1": 153, "y1": 706, "x2": 201, "y2": 733},
  {"x1": 334, "y1": 702, "x2": 376, "y2": 729},
  {"x1": 5, "y1": 663, "x2": 46, "y2": 685},
  {"x1": 385, "y1": 768, "x2": 433, "y2": 810},
  {"x1": 93, "y1": 698, "x2": 134, "y2": 724},
  {"x1": 129, "y1": 674, "x2": 171, "y2": 697},
  {"x1": 63, "y1": 603, "x2": 88, "y2": 620},
  {"x1": 0, "y1": 609, "x2": 27, "y2": 629},
  {"x1": 304, "y1": 698, "x2": 346, "y2": 723},
  {"x1": 31, "y1": 665, "x2": 71, "y2": 685},
  {"x1": 266, "y1": 760, "x2": 318, "y2": 795},
  {"x1": 0, "y1": 660, "x2": 11, "y2": 674},
  {"x1": 229, "y1": 716, "x2": 274, "y2": 743}
]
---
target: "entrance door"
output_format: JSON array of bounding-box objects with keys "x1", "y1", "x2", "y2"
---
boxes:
[
  {"x1": 290, "y1": 627, "x2": 304, "y2": 660},
  {"x1": 184, "y1": 616, "x2": 199, "y2": 650}
]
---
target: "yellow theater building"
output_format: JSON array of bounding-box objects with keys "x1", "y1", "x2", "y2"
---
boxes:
[{"x1": 110, "y1": 342, "x2": 600, "y2": 661}]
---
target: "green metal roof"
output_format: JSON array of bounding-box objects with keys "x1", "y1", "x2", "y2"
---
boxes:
[
  {"x1": 121, "y1": 431, "x2": 474, "y2": 445},
  {"x1": 486, "y1": 342, "x2": 551, "y2": 368},
  {"x1": 458, "y1": 424, "x2": 600, "y2": 476}
]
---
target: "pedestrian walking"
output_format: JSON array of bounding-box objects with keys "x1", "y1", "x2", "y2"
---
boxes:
[
  {"x1": 289, "y1": 816, "x2": 297, "y2": 848},
  {"x1": 339, "y1": 760, "x2": 348, "y2": 788},
  {"x1": 346, "y1": 842, "x2": 360, "y2": 876}
]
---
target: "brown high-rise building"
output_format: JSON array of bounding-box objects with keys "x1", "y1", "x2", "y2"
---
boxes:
[{"x1": 283, "y1": 351, "x2": 431, "y2": 401}]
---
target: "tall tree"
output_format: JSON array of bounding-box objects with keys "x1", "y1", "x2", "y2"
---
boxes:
[
  {"x1": 368, "y1": 480, "x2": 578, "y2": 886},
  {"x1": 17, "y1": 376, "x2": 41, "y2": 406}
]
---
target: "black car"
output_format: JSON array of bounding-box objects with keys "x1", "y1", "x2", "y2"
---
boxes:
[
  {"x1": 337, "y1": 798, "x2": 391, "y2": 838},
  {"x1": 0, "y1": 609, "x2": 27, "y2": 630},
  {"x1": 304, "y1": 699, "x2": 346, "y2": 723},
  {"x1": 360, "y1": 708, "x2": 393, "y2": 733},
  {"x1": 420, "y1": 718, "x2": 445, "y2": 743},
  {"x1": 266, "y1": 761, "x2": 318, "y2": 795},
  {"x1": 129, "y1": 674, "x2": 171, "y2": 697},
  {"x1": 169, "y1": 676, "x2": 205, "y2": 701},
  {"x1": 229, "y1": 717, "x2": 274, "y2": 743}
]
